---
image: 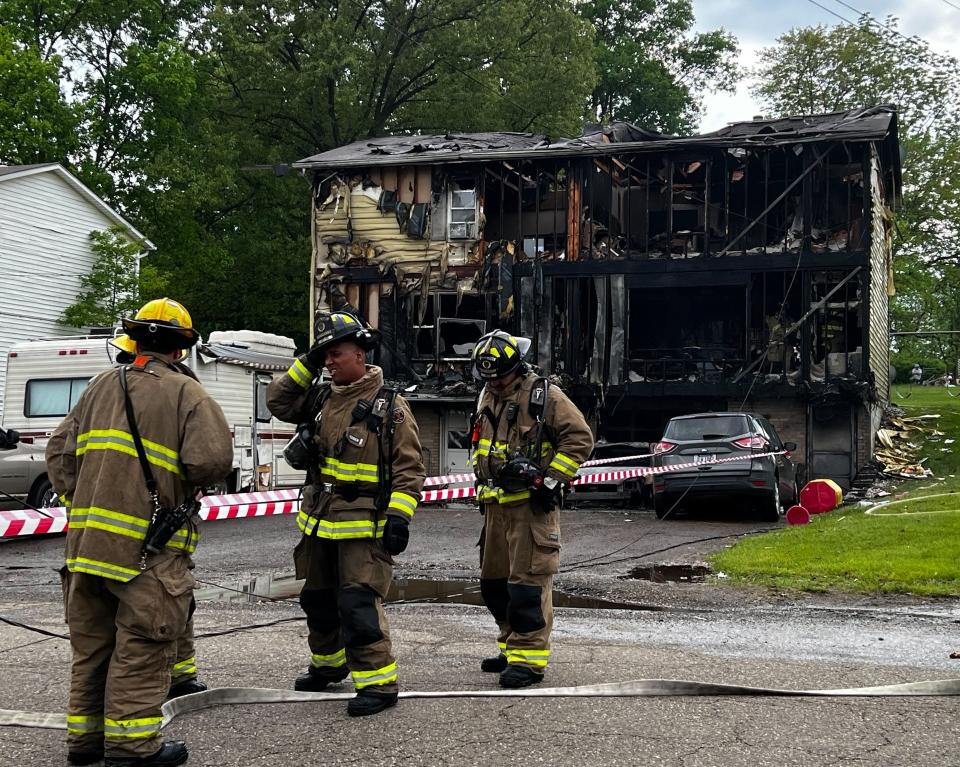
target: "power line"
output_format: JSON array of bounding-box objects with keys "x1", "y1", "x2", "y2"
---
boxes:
[{"x1": 937, "y1": 0, "x2": 960, "y2": 11}]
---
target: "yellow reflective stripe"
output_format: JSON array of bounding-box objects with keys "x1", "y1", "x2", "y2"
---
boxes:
[
  {"x1": 69, "y1": 506, "x2": 149, "y2": 541},
  {"x1": 505, "y1": 648, "x2": 551, "y2": 667},
  {"x1": 320, "y1": 458, "x2": 379, "y2": 482},
  {"x1": 552, "y1": 453, "x2": 580, "y2": 471},
  {"x1": 476, "y1": 487, "x2": 531, "y2": 504},
  {"x1": 311, "y1": 648, "x2": 347, "y2": 668},
  {"x1": 62, "y1": 496, "x2": 72, "y2": 508},
  {"x1": 352, "y1": 662, "x2": 398, "y2": 689},
  {"x1": 167, "y1": 525, "x2": 198, "y2": 554},
  {"x1": 297, "y1": 509, "x2": 318, "y2": 535},
  {"x1": 77, "y1": 429, "x2": 182, "y2": 477},
  {"x1": 288, "y1": 359, "x2": 313, "y2": 389},
  {"x1": 497, "y1": 642, "x2": 507, "y2": 650},
  {"x1": 388, "y1": 491, "x2": 418, "y2": 518},
  {"x1": 171, "y1": 657, "x2": 196, "y2": 678},
  {"x1": 104, "y1": 716, "x2": 163, "y2": 740},
  {"x1": 313, "y1": 518, "x2": 387, "y2": 540},
  {"x1": 66, "y1": 557, "x2": 140, "y2": 582},
  {"x1": 548, "y1": 460, "x2": 577, "y2": 478},
  {"x1": 67, "y1": 715, "x2": 104, "y2": 733}
]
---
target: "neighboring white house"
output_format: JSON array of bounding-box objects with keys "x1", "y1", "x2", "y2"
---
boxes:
[{"x1": 0, "y1": 163, "x2": 154, "y2": 418}]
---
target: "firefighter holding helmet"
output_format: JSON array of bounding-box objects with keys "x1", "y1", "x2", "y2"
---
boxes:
[
  {"x1": 470, "y1": 330, "x2": 593, "y2": 688},
  {"x1": 266, "y1": 312, "x2": 425, "y2": 716},
  {"x1": 46, "y1": 298, "x2": 233, "y2": 767}
]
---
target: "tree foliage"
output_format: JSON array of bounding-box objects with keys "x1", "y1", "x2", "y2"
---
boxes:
[
  {"x1": 0, "y1": 25, "x2": 78, "y2": 163},
  {"x1": 61, "y1": 226, "x2": 144, "y2": 328},
  {"x1": 752, "y1": 15, "x2": 960, "y2": 371},
  {"x1": 577, "y1": 0, "x2": 739, "y2": 134}
]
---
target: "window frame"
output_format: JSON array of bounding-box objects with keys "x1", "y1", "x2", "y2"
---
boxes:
[{"x1": 24, "y1": 377, "x2": 91, "y2": 418}]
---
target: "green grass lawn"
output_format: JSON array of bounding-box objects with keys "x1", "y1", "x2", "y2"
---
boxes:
[{"x1": 710, "y1": 384, "x2": 960, "y2": 596}]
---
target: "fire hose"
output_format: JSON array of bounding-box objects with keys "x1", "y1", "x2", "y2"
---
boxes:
[{"x1": 2, "y1": 676, "x2": 959, "y2": 732}]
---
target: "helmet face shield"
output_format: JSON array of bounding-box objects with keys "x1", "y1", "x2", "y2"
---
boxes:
[{"x1": 472, "y1": 331, "x2": 530, "y2": 380}]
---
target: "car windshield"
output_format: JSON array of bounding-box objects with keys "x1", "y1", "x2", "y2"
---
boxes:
[
  {"x1": 664, "y1": 415, "x2": 751, "y2": 441},
  {"x1": 591, "y1": 443, "x2": 646, "y2": 461}
]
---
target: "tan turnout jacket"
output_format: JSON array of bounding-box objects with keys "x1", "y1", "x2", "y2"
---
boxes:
[
  {"x1": 46, "y1": 353, "x2": 233, "y2": 581},
  {"x1": 267, "y1": 361, "x2": 425, "y2": 539},
  {"x1": 472, "y1": 371, "x2": 594, "y2": 505}
]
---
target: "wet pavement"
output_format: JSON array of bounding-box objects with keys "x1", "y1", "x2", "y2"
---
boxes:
[{"x1": 2, "y1": 507, "x2": 959, "y2": 766}]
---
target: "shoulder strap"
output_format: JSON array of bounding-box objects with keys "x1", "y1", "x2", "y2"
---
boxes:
[{"x1": 119, "y1": 366, "x2": 159, "y2": 502}]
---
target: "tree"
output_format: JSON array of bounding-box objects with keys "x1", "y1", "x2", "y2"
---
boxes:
[
  {"x1": 576, "y1": 0, "x2": 740, "y2": 134},
  {"x1": 752, "y1": 15, "x2": 960, "y2": 368},
  {"x1": 0, "y1": 25, "x2": 78, "y2": 163},
  {"x1": 61, "y1": 226, "x2": 145, "y2": 329}
]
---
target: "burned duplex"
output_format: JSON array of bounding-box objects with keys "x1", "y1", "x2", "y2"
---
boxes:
[{"x1": 293, "y1": 106, "x2": 900, "y2": 491}]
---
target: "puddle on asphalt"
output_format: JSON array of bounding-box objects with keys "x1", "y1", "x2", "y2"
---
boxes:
[
  {"x1": 195, "y1": 573, "x2": 656, "y2": 612},
  {"x1": 621, "y1": 563, "x2": 711, "y2": 583}
]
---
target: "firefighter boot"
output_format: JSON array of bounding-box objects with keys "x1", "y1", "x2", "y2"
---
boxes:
[
  {"x1": 166, "y1": 678, "x2": 207, "y2": 700},
  {"x1": 480, "y1": 653, "x2": 508, "y2": 673},
  {"x1": 294, "y1": 665, "x2": 350, "y2": 692},
  {"x1": 67, "y1": 751, "x2": 104, "y2": 766},
  {"x1": 499, "y1": 664, "x2": 544, "y2": 689},
  {"x1": 347, "y1": 689, "x2": 398, "y2": 717},
  {"x1": 104, "y1": 741, "x2": 188, "y2": 767}
]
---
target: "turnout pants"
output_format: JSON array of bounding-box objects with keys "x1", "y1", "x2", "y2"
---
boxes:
[
  {"x1": 62, "y1": 556, "x2": 193, "y2": 758},
  {"x1": 293, "y1": 534, "x2": 398, "y2": 694},
  {"x1": 170, "y1": 600, "x2": 198, "y2": 686},
  {"x1": 479, "y1": 502, "x2": 561, "y2": 672}
]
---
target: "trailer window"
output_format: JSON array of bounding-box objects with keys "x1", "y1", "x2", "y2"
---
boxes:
[{"x1": 25, "y1": 378, "x2": 90, "y2": 417}]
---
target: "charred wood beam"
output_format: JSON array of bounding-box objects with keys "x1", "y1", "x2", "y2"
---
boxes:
[{"x1": 717, "y1": 144, "x2": 832, "y2": 258}]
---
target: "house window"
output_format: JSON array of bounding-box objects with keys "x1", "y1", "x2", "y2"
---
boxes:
[
  {"x1": 448, "y1": 179, "x2": 477, "y2": 240},
  {"x1": 25, "y1": 378, "x2": 90, "y2": 417}
]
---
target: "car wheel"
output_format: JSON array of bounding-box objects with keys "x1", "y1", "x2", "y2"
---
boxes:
[
  {"x1": 759, "y1": 476, "x2": 781, "y2": 522},
  {"x1": 28, "y1": 476, "x2": 59, "y2": 509}
]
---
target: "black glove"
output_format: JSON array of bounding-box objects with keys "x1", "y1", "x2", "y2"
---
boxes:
[
  {"x1": 498, "y1": 456, "x2": 545, "y2": 493},
  {"x1": 382, "y1": 515, "x2": 409, "y2": 555},
  {"x1": 304, "y1": 346, "x2": 326, "y2": 371}
]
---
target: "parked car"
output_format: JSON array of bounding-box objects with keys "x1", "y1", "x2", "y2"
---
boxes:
[
  {"x1": 651, "y1": 412, "x2": 798, "y2": 521},
  {"x1": 567, "y1": 441, "x2": 651, "y2": 508}
]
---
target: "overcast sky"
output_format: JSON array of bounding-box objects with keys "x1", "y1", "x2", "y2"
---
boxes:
[{"x1": 692, "y1": 0, "x2": 960, "y2": 131}]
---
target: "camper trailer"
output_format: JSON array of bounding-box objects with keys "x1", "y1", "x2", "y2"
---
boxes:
[{"x1": 0, "y1": 331, "x2": 302, "y2": 508}]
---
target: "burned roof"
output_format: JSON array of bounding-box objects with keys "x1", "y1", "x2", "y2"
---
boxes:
[
  {"x1": 294, "y1": 105, "x2": 899, "y2": 170},
  {"x1": 198, "y1": 342, "x2": 294, "y2": 372}
]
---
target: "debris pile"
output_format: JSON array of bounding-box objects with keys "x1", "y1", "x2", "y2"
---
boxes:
[{"x1": 873, "y1": 410, "x2": 942, "y2": 479}]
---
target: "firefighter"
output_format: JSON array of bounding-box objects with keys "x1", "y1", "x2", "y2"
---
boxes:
[
  {"x1": 266, "y1": 312, "x2": 425, "y2": 717},
  {"x1": 471, "y1": 330, "x2": 593, "y2": 688},
  {"x1": 108, "y1": 337, "x2": 207, "y2": 702},
  {"x1": 47, "y1": 298, "x2": 233, "y2": 767}
]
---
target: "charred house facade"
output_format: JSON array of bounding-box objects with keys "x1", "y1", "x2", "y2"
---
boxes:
[{"x1": 294, "y1": 107, "x2": 901, "y2": 490}]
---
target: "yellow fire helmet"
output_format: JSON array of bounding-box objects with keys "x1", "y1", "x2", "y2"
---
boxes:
[{"x1": 121, "y1": 297, "x2": 200, "y2": 348}]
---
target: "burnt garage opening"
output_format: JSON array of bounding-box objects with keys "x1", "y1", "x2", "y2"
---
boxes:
[{"x1": 627, "y1": 282, "x2": 746, "y2": 383}]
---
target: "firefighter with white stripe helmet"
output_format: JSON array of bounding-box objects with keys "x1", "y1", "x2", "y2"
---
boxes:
[
  {"x1": 46, "y1": 298, "x2": 233, "y2": 767},
  {"x1": 470, "y1": 329, "x2": 594, "y2": 688},
  {"x1": 266, "y1": 311, "x2": 425, "y2": 716}
]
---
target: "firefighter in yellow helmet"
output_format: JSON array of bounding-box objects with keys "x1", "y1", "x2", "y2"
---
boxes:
[
  {"x1": 470, "y1": 330, "x2": 593, "y2": 688},
  {"x1": 47, "y1": 298, "x2": 233, "y2": 767},
  {"x1": 267, "y1": 312, "x2": 425, "y2": 716}
]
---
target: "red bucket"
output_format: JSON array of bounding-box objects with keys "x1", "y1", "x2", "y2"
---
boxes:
[
  {"x1": 799, "y1": 479, "x2": 843, "y2": 514},
  {"x1": 785, "y1": 505, "x2": 811, "y2": 525}
]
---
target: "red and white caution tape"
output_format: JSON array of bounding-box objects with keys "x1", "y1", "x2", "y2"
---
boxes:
[
  {"x1": 0, "y1": 452, "x2": 782, "y2": 537},
  {"x1": 422, "y1": 452, "x2": 655, "y2": 487}
]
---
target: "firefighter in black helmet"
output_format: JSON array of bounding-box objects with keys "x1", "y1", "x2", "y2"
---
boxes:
[
  {"x1": 470, "y1": 330, "x2": 593, "y2": 688},
  {"x1": 266, "y1": 312, "x2": 425, "y2": 716}
]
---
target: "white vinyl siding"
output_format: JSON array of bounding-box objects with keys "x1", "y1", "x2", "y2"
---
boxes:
[{"x1": 0, "y1": 171, "x2": 119, "y2": 419}]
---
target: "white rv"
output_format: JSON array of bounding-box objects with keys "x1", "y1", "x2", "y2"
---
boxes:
[{"x1": 0, "y1": 331, "x2": 302, "y2": 508}]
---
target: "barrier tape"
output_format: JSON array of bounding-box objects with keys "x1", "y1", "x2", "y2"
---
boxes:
[
  {"x1": 423, "y1": 452, "x2": 655, "y2": 486},
  {"x1": 0, "y1": 452, "x2": 782, "y2": 537},
  {"x1": 2, "y1": 675, "x2": 959, "y2": 733}
]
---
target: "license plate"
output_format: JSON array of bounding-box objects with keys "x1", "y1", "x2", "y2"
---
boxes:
[{"x1": 694, "y1": 454, "x2": 716, "y2": 465}]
